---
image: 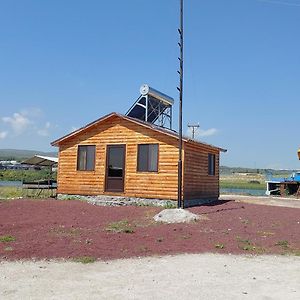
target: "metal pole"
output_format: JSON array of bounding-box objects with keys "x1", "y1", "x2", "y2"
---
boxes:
[
  {"x1": 177, "y1": 0, "x2": 184, "y2": 209},
  {"x1": 145, "y1": 95, "x2": 148, "y2": 122}
]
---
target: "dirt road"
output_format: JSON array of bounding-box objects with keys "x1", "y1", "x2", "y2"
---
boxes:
[
  {"x1": 1, "y1": 254, "x2": 299, "y2": 300},
  {"x1": 220, "y1": 194, "x2": 300, "y2": 209}
]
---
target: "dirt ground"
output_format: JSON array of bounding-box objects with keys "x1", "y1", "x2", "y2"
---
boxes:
[
  {"x1": 220, "y1": 194, "x2": 300, "y2": 209},
  {"x1": 0, "y1": 198, "x2": 300, "y2": 260},
  {"x1": 1, "y1": 254, "x2": 299, "y2": 300},
  {"x1": 1, "y1": 198, "x2": 300, "y2": 299}
]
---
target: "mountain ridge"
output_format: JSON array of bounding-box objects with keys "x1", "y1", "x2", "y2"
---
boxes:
[{"x1": 0, "y1": 149, "x2": 57, "y2": 161}]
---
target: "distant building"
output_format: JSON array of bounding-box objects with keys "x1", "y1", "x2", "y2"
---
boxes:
[{"x1": 0, "y1": 161, "x2": 38, "y2": 170}]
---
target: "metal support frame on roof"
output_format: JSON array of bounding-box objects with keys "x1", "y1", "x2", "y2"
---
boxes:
[{"x1": 126, "y1": 84, "x2": 174, "y2": 130}]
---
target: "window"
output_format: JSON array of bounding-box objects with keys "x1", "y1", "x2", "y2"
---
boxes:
[
  {"x1": 137, "y1": 144, "x2": 158, "y2": 172},
  {"x1": 77, "y1": 145, "x2": 95, "y2": 171},
  {"x1": 208, "y1": 153, "x2": 216, "y2": 176}
]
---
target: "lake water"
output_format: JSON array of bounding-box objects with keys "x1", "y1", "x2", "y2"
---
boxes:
[
  {"x1": 0, "y1": 181, "x2": 22, "y2": 187},
  {"x1": 220, "y1": 188, "x2": 266, "y2": 196}
]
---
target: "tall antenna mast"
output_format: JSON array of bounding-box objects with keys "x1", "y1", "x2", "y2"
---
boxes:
[
  {"x1": 177, "y1": 0, "x2": 184, "y2": 209},
  {"x1": 188, "y1": 124, "x2": 200, "y2": 140}
]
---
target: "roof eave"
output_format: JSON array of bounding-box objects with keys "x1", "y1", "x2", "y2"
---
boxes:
[{"x1": 184, "y1": 138, "x2": 227, "y2": 153}]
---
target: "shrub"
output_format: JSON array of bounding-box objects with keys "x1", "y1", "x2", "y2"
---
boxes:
[
  {"x1": 73, "y1": 256, "x2": 96, "y2": 264},
  {"x1": 0, "y1": 235, "x2": 16, "y2": 242}
]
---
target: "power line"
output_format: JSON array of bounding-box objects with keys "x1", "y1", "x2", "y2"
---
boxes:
[{"x1": 257, "y1": 0, "x2": 300, "y2": 7}]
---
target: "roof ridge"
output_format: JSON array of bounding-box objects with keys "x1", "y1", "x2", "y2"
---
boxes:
[{"x1": 51, "y1": 112, "x2": 226, "y2": 152}]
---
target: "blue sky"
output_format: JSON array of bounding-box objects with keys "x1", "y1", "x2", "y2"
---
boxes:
[{"x1": 0, "y1": 0, "x2": 299, "y2": 169}]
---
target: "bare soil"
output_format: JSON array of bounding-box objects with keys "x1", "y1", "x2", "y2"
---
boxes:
[
  {"x1": 0, "y1": 198, "x2": 300, "y2": 260},
  {"x1": 1, "y1": 254, "x2": 300, "y2": 300},
  {"x1": 220, "y1": 194, "x2": 300, "y2": 209}
]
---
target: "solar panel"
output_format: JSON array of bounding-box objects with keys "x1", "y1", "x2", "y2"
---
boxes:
[{"x1": 126, "y1": 84, "x2": 174, "y2": 129}]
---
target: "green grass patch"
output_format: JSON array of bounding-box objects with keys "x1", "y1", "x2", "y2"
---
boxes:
[
  {"x1": 236, "y1": 236, "x2": 265, "y2": 253},
  {"x1": 240, "y1": 219, "x2": 250, "y2": 225},
  {"x1": 0, "y1": 169, "x2": 56, "y2": 182},
  {"x1": 105, "y1": 220, "x2": 135, "y2": 234},
  {"x1": 0, "y1": 187, "x2": 23, "y2": 199},
  {"x1": 242, "y1": 244, "x2": 257, "y2": 251},
  {"x1": 220, "y1": 181, "x2": 265, "y2": 190},
  {"x1": 49, "y1": 226, "x2": 81, "y2": 237},
  {"x1": 215, "y1": 243, "x2": 225, "y2": 249},
  {"x1": 0, "y1": 235, "x2": 16, "y2": 243},
  {"x1": 274, "y1": 241, "x2": 300, "y2": 256},
  {"x1": 73, "y1": 256, "x2": 96, "y2": 264},
  {"x1": 275, "y1": 240, "x2": 289, "y2": 249},
  {"x1": 293, "y1": 250, "x2": 300, "y2": 256},
  {"x1": 0, "y1": 186, "x2": 55, "y2": 200},
  {"x1": 163, "y1": 201, "x2": 177, "y2": 209},
  {"x1": 236, "y1": 237, "x2": 250, "y2": 244},
  {"x1": 220, "y1": 173, "x2": 266, "y2": 190}
]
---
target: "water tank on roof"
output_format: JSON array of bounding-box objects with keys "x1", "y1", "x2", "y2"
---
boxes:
[
  {"x1": 126, "y1": 84, "x2": 174, "y2": 129},
  {"x1": 139, "y1": 84, "x2": 174, "y2": 106}
]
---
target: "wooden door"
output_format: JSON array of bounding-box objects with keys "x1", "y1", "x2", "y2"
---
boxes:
[{"x1": 105, "y1": 145, "x2": 125, "y2": 192}]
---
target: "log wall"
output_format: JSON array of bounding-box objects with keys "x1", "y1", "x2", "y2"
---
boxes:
[
  {"x1": 183, "y1": 142, "x2": 220, "y2": 200},
  {"x1": 56, "y1": 115, "x2": 221, "y2": 201},
  {"x1": 57, "y1": 116, "x2": 179, "y2": 200}
]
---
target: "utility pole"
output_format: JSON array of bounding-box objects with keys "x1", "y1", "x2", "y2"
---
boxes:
[
  {"x1": 188, "y1": 124, "x2": 200, "y2": 140},
  {"x1": 177, "y1": 0, "x2": 184, "y2": 209}
]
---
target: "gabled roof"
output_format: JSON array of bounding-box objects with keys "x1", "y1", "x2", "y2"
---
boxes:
[{"x1": 51, "y1": 112, "x2": 226, "y2": 152}]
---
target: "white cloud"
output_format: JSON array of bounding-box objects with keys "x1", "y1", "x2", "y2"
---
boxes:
[
  {"x1": 71, "y1": 126, "x2": 78, "y2": 132},
  {"x1": 37, "y1": 122, "x2": 51, "y2": 136},
  {"x1": 0, "y1": 131, "x2": 7, "y2": 139},
  {"x1": 2, "y1": 112, "x2": 31, "y2": 135},
  {"x1": 187, "y1": 126, "x2": 219, "y2": 139},
  {"x1": 21, "y1": 107, "x2": 43, "y2": 118}
]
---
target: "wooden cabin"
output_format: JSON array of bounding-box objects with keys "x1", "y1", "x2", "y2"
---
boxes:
[{"x1": 51, "y1": 112, "x2": 226, "y2": 203}]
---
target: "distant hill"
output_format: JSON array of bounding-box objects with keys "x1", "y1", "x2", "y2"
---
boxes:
[
  {"x1": 0, "y1": 149, "x2": 58, "y2": 161},
  {"x1": 220, "y1": 166, "x2": 297, "y2": 176}
]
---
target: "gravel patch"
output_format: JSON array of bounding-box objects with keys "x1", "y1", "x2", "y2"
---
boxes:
[{"x1": 1, "y1": 254, "x2": 299, "y2": 300}]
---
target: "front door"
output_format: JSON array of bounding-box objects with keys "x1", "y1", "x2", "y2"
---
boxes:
[{"x1": 105, "y1": 145, "x2": 125, "y2": 192}]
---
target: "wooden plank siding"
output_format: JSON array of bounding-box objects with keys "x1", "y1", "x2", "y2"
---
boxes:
[
  {"x1": 56, "y1": 114, "x2": 222, "y2": 201},
  {"x1": 57, "y1": 115, "x2": 180, "y2": 200},
  {"x1": 183, "y1": 142, "x2": 220, "y2": 200}
]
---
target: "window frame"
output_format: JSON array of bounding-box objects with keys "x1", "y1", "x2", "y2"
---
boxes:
[
  {"x1": 208, "y1": 153, "x2": 216, "y2": 176},
  {"x1": 137, "y1": 143, "x2": 159, "y2": 173},
  {"x1": 77, "y1": 145, "x2": 96, "y2": 171}
]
